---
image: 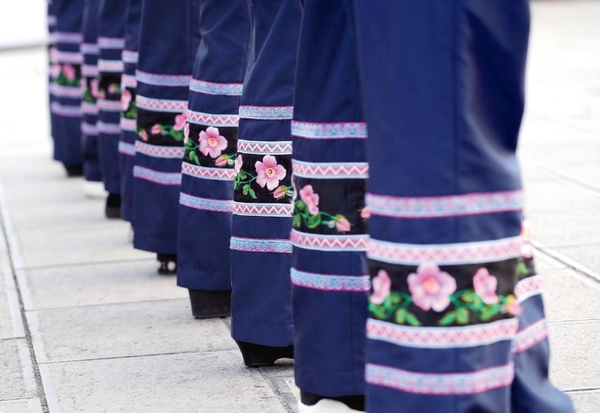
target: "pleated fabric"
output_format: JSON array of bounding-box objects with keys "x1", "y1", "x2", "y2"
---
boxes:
[
  {"x1": 49, "y1": 0, "x2": 84, "y2": 168},
  {"x1": 118, "y1": 0, "x2": 142, "y2": 223},
  {"x1": 132, "y1": 0, "x2": 200, "y2": 255},
  {"x1": 177, "y1": 0, "x2": 250, "y2": 291},
  {"x1": 229, "y1": 0, "x2": 301, "y2": 347},
  {"x1": 80, "y1": 0, "x2": 102, "y2": 183},
  {"x1": 291, "y1": 0, "x2": 369, "y2": 398},
  {"x1": 47, "y1": 1, "x2": 56, "y2": 108},
  {"x1": 97, "y1": 0, "x2": 126, "y2": 195},
  {"x1": 351, "y1": 1, "x2": 575, "y2": 411}
]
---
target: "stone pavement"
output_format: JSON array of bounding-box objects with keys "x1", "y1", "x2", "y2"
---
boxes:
[{"x1": 0, "y1": 1, "x2": 599, "y2": 412}]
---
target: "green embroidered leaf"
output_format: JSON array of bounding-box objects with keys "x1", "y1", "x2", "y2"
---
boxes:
[
  {"x1": 461, "y1": 291, "x2": 477, "y2": 303},
  {"x1": 517, "y1": 262, "x2": 529, "y2": 276},
  {"x1": 479, "y1": 304, "x2": 502, "y2": 321},
  {"x1": 395, "y1": 308, "x2": 407, "y2": 324},
  {"x1": 439, "y1": 311, "x2": 456, "y2": 326},
  {"x1": 243, "y1": 184, "x2": 249, "y2": 196},
  {"x1": 368, "y1": 303, "x2": 387, "y2": 319},
  {"x1": 292, "y1": 214, "x2": 301, "y2": 228},
  {"x1": 248, "y1": 188, "x2": 257, "y2": 200},
  {"x1": 239, "y1": 171, "x2": 247, "y2": 179},
  {"x1": 307, "y1": 214, "x2": 321, "y2": 229},
  {"x1": 405, "y1": 313, "x2": 421, "y2": 326},
  {"x1": 295, "y1": 200, "x2": 307, "y2": 213},
  {"x1": 456, "y1": 307, "x2": 469, "y2": 324},
  {"x1": 389, "y1": 292, "x2": 401, "y2": 304}
]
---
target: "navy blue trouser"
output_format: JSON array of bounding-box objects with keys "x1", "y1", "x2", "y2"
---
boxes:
[
  {"x1": 177, "y1": 0, "x2": 250, "y2": 292},
  {"x1": 132, "y1": 0, "x2": 200, "y2": 255}
]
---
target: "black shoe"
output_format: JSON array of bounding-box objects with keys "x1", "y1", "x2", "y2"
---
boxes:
[
  {"x1": 64, "y1": 164, "x2": 83, "y2": 177},
  {"x1": 188, "y1": 289, "x2": 231, "y2": 319},
  {"x1": 105, "y1": 193, "x2": 121, "y2": 219},
  {"x1": 235, "y1": 340, "x2": 294, "y2": 368},
  {"x1": 300, "y1": 391, "x2": 365, "y2": 412},
  {"x1": 157, "y1": 254, "x2": 177, "y2": 275}
]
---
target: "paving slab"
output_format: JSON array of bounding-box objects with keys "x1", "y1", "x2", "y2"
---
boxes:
[
  {"x1": 549, "y1": 320, "x2": 600, "y2": 390},
  {"x1": 27, "y1": 299, "x2": 235, "y2": 363},
  {"x1": 551, "y1": 244, "x2": 600, "y2": 277},
  {"x1": 0, "y1": 399, "x2": 43, "y2": 413},
  {"x1": 521, "y1": 172, "x2": 600, "y2": 212},
  {"x1": 541, "y1": 268, "x2": 600, "y2": 322},
  {"x1": 39, "y1": 350, "x2": 289, "y2": 413},
  {"x1": 17, "y1": 259, "x2": 187, "y2": 310},
  {"x1": 0, "y1": 339, "x2": 37, "y2": 401},
  {"x1": 569, "y1": 390, "x2": 600, "y2": 413},
  {"x1": 526, "y1": 208, "x2": 600, "y2": 247},
  {"x1": 0, "y1": 289, "x2": 25, "y2": 339}
]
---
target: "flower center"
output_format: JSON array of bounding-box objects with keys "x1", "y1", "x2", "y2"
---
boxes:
[
  {"x1": 265, "y1": 167, "x2": 276, "y2": 178},
  {"x1": 423, "y1": 277, "x2": 440, "y2": 294},
  {"x1": 207, "y1": 137, "x2": 217, "y2": 147}
]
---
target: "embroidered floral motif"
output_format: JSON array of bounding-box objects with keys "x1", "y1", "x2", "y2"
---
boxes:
[
  {"x1": 199, "y1": 126, "x2": 227, "y2": 158},
  {"x1": 234, "y1": 154, "x2": 291, "y2": 201},
  {"x1": 121, "y1": 88, "x2": 132, "y2": 111},
  {"x1": 520, "y1": 220, "x2": 534, "y2": 259},
  {"x1": 369, "y1": 264, "x2": 520, "y2": 327},
  {"x1": 292, "y1": 184, "x2": 352, "y2": 234},
  {"x1": 139, "y1": 112, "x2": 187, "y2": 144},
  {"x1": 108, "y1": 83, "x2": 120, "y2": 95},
  {"x1": 360, "y1": 206, "x2": 371, "y2": 220},
  {"x1": 185, "y1": 126, "x2": 234, "y2": 166},
  {"x1": 83, "y1": 79, "x2": 98, "y2": 104},
  {"x1": 55, "y1": 64, "x2": 80, "y2": 87}
]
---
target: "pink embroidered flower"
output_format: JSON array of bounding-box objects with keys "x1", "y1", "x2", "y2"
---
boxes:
[
  {"x1": 51, "y1": 63, "x2": 61, "y2": 79},
  {"x1": 299, "y1": 185, "x2": 319, "y2": 215},
  {"x1": 90, "y1": 79, "x2": 99, "y2": 98},
  {"x1": 407, "y1": 262, "x2": 456, "y2": 312},
  {"x1": 173, "y1": 112, "x2": 187, "y2": 131},
  {"x1": 108, "y1": 83, "x2": 119, "y2": 94},
  {"x1": 62, "y1": 64, "x2": 76, "y2": 81},
  {"x1": 234, "y1": 155, "x2": 243, "y2": 174},
  {"x1": 334, "y1": 215, "x2": 351, "y2": 232},
  {"x1": 291, "y1": 180, "x2": 297, "y2": 202},
  {"x1": 473, "y1": 268, "x2": 499, "y2": 305},
  {"x1": 199, "y1": 126, "x2": 227, "y2": 158},
  {"x1": 98, "y1": 89, "x2": 106, "y2": 99},
  {"x1": 371, "y1": 269, "x2": 392, "y2": 305},
  {"x1": 504, "y1": 295, "x2": 522, "y2": 316},
  {"x1": 139, "y1": 129, "x2": 148, "y2": 141},
  {"x1": 183, "y1": 123, "x2": 190, "y2": 143},
  {"x1": 121, "y1": 88, "x2": 131, "y2": 111},
  {"x1": 520, "y1": 221, "x2": 534, "y2": 258},
  {"x1": 255, "y1": 155, "x2": 286, "y2": 190},
  {"x1": 273, "y1": 185, "x2": 287, "y2": 200},
  {"x1": 360, "y1": 207, "x2": 371, "y2": 219},
  {"x1": 215, "y1": 155, "x2": 228, "y2": 167},
  {"x1": 151, "y1": 124, "x2": 162, "y2": 135}
]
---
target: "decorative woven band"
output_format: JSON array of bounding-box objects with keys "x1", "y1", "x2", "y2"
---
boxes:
[
  {"x1": 54, "y1": 31, "x2": 83, "y2": 44},
  {"x1": 122, "y1": 50, "x2": 139, "y2": 64},
  {"x1": 230, "y1": 237, "x2": 292, "y2": 254},
  {"x1": 50, "y1": 84, "x2": 82, "y2": 98},
  {"x1": 366, "y1": 362, "x2": 513, "y2": 395},
  {"x1": 81, "y1": 102, "x2": 98, "y2": 115},
  {"x1": 186, "y1": 110, "x2": 239, "y2": 127},
  {"x1": 291, "y1": 269, "x2": 371, "y2": 292},
  {"x1": 189, "y1": 79, "x2": 243, "y2": 96},
  {"x1": 366, "y1": 318, "x2": 518, "y2": 349},
  {"x1": 98, "y1": 59, "x2": 124, "y2": 73},
  {"x1": 232, "y1": 202, "x2": 293, "y2": 217},
  {"x1": 98, "y1": 37, "x2": 125, "y2": 49},
  {"x1": 121, "y1": 74, "x2": 136, "y2": 88},
  {"x1": 367, "y1": 236, "x2": 523, "y2": 266},
  {"x1": 237, "y1": 140, "x2": 292, "y2": 155},
  {"x1": 53, "y1": 51, "x2": 83, "y2": 64},
  {"x1": 291, "y1": 230, "x2": 369, "y2": 252},
  {"x1": 118, "y1": 141, "x2": 136, "y2": 156},
  {"x1": 81, "y1": 122, "x2": 98, "y2": 136},
  {"x1": 292, "y1": 121, "x2": 367, "y2": 139},
  {"x1": 82, "y1": 64, "x2": 98, "y2": 77},
  {"x1": 136, "y1": 70, "x2": 191, "y2": 87},
  {"x1": 97, "y1": 121, "x2": 121, "y2": 135},
  {"x1": 97, "y1": 99, "x2": 122, "y2": 112},
  {"x1": 136, "y1": 96, "x2": 187, "y2": 113},
  {"x1": 135, "y1": 141, "x2": 185, "y2": 159},
  {"x1": 179, "y1": 193, "x2": 233, "y2": 213},
  {"x1": 80, "y1": 43, "x2": 99, "y2": 54},
  {"x1": 133, "y1": 166, "x2": 181, "y2": 186},
  {"x1": 120, "y1": 117, "x2": 136, "y2": 132},
  {"x1": 292, "y1": 160, "x2": 369, "y2": 179},
  {"x1": 515, "y1": 276, "x2": 543, "y2": 303},
  {"x1": 181, "y1": 163, "x2": 235, "y2": 181},
  {"x1": 50, "y1": 102, "x2": 81, "y2": 117},
  {"x1": 239, "y1": 106, "x2": 293, "y2": 120},
  {"x1": 47, "y1": 15, "x2": 56, "y2": 26},
  {"x1": 512, "y1": 319, "x2": 548, "y2": 354}
]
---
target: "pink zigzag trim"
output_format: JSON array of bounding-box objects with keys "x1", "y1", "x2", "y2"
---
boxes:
[
  {"x1": 512, "y1": 319, "x2": 548, "y2": 354},
  {"x1": 181, "y1": 163, "x2": 235, "y2": 180},
  {"x1": 187, "y1": 111, "x2": 239, "y2": 126},
  {"x1": 232, "y1": 203, "x2": 292, "y2": 217},
  {"x1": 136, "y1": 96, "x2": 187, "y2": 112},
  {"x1": 291, "y1": 230, "x2": 369, "y2": 250},
  {"x1": 237, "y1": 140, "x2": 292, "y2": 154},
  {"x1": 135, "y1": 142, "x2": 184, "y2": 158},
  {"x1": 292, "y1": 161, "x2": 369, "y2": 178},
  {"x1": 515, "y1": 276, "x2": 543, "y2": 302}
]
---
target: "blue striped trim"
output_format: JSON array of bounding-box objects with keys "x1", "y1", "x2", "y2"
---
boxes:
[
  {"x1": 291, "y1": 121, "x2": 367, "y2": 139},
  {"x1": 291, "y1": 269, "x2": 371, "y2": 292},
  {"x1": 179, "y1": 193, "x2": 232, "y2": 213},
  {"x1": 133, "y1": 166, "x2": 181, "y2": 186},
  {"x1": 230, "y1": 237, "x2": 292, "y2": 254},
  {"x1": 239, "y1": 106, "x2": 293, "y2": 120},
  {"x1": 189, "y1": 79, "x2": 243, "y2": 96}
]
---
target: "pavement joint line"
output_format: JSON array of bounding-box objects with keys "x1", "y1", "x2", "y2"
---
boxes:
[
  {"x1": 258, "y1": 370, "x2": 296, "y2": 413},
  {"x1": 534, "y1": 241, "x2": 600, "y2": 284},
  {"x1": 36, "y1": 347, "x2": 240, "y2": 365},
  {"x1": 0, "y1": 175, "x2": 49, "y2": 412},
  {"x1": 521, "y1": 156, "x2": 600, "y2": 194},
  {"x1": 0, "y1": 336, "x2": 26, "y2": 342},
  {"x1": 538, "y1": 241, "x2": 600, "y2": 249},
  {"x1": 0, "y1": 43, "x2": 47, "y2": 53},
  {"x1": 562, "y1": 387, "x2": 600, "y2": 394},
  {"x1": 23, "y1": 296, "x2": 189, "y2": 312},
  {"x1": 547, "y1": 317, "x2": 600, "y2": 326},
  {"x1": 15, "y1": 256, "x2": 156, "y2": 272}
]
